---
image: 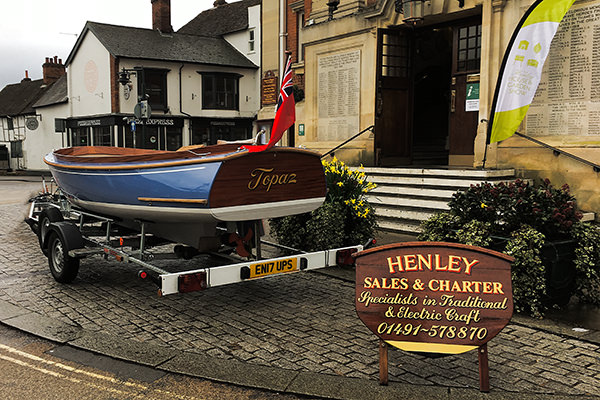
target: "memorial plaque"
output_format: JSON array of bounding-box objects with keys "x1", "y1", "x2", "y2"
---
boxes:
[
  {"x1": 354, "y1": 242, "x2": 514, "y2": 354},
  {"x1": 262, "y1": 71, "x2": 278, "y2": 105},
  {"x1": 527, "y1": 0, "x2": 600, "y2": 136},
  {"x1": 317, "y1": 50, "x2": 360, "y2": 142}
]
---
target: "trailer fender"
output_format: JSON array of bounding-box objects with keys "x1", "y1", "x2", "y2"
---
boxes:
[{"x1": 44, "y1": 221, "x2": 84, "y2": 253}]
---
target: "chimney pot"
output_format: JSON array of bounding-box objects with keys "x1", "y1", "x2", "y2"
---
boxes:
[{"x1": 43, "y1": 55, "x2": 66, "y2": 84}]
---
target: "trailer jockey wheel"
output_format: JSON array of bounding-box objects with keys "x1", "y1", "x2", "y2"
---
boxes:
[
  {"x1": 38, "y1": 207, "x2": 63, "y2": 256},
  {"x1": 47, "y1": 232, "x2": 80, "y2": 283}
]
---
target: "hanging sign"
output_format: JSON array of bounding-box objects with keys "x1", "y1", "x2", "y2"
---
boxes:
[{"x1": 354, "y1": 242, "x2": 513, "y2": 355}]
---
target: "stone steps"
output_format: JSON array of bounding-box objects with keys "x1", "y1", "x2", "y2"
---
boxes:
[{"x1": 362, "y1": 167, "x2": 519, "y2": 235}]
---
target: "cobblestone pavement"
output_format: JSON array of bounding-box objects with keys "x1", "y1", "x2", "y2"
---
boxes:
[{"x1": 1, "y1": 181, "x2": 599, "y2": 397}]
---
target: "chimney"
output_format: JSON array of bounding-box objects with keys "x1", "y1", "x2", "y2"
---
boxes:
[
  {"x1": 42, "y1": 56, "x2": 66, "y2": 85},
  {"x1": 151, "y1": 0, "x2": 173, "y2": 33},
  {"x1": 213, "y1": 0, "x2": 227, "y2": 6},
  {"x1": 21, "y1": 70, "x2": 31, "y2": 82}
]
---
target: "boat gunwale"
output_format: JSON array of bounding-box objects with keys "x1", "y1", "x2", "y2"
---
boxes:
[{"x1": 45, "y1": 146, "x2": 323, "y2": 171}]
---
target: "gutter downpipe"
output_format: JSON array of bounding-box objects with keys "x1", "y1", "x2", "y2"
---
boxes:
[
  {"x1": 179, "y1": 64, "x2": 193, "y2": 146},
  {"x1": 280, "y1": 0, "x2": 285, "y2": 78}
]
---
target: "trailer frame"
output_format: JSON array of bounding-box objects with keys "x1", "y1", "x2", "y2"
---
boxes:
[{"x1": 26, "y1": 182, "x2": 365, "y2": 296}]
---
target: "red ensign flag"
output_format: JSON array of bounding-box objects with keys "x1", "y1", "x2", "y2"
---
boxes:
[{"x1": 248, "y1": 55, "x2": 295, "y2": 152}]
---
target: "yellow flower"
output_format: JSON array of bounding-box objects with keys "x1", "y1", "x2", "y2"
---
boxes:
[
  {"x1": 337, "y1": 181, "x2": 344, "y2": 187},
  {"x1": 481, "y1": 203, "x2": 488, "y2": 208}
]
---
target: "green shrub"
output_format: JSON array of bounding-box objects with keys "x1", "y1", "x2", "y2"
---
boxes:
[
  {"x1": 269, "y1": 158, "x2": 378, "y2": 252},
  {"x1": 418, "y1": 212, "x2": 459, "y2": 242},
  {"x1": 448, "y1": 178, "x2": 582, "y2": 239},
  {"x1": 571, "y1": 222, "x2": 600, "y2": 306},
  {"x1": 419, "y1": 178, "x2": 596, "y2": 317},
  {"x1": 504, "y1": 226, "x2": 547, "y2": 318}
]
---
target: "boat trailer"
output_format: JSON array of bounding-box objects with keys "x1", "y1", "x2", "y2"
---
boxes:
[{"x1": 26, "y1": 181, "x2": 367, "y2": 296}]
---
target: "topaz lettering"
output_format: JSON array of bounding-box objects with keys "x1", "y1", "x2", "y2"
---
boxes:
[{"x1": 248, "y1": 168, "x2": 297, "y2": 192}]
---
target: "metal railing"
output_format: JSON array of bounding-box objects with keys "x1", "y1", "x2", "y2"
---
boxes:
[
  {"x1": 513, "y1": 131, "x2": 600, "y2": 173},
  {"x1": 320, "y1": 125, "x2": 374, "y2": 159}
]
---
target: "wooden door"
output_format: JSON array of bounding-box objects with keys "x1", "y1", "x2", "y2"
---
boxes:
[
  {"x1": 375, "y1": 28, "x2": 413, "y2": 166},
  {"x1": 448, "y1": 21, "x2": 481, "y2": 165}
]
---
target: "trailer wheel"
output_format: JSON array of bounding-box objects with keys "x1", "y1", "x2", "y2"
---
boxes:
[
  {"x1": 47, "y1": 232, "x2": 80, "y2": 283},
  {"x1": 38, "y1": 208, "x2": 63, "y2": 255}
]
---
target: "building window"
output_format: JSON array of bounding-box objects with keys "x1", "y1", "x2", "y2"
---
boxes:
[
  {"x1": 139, "y1": 68, "x2": 169, "y2": 111},
  {"x1": 381, "y1": 32, "x2": 410, "y2": 78},
  {"x1": 7, "y1": 117, "x2": 14, "y2": 130},
  {"x1": 298, "y1": 12, "x2": 304, "y2": 62},
  {"x1": 457, "y1": 24, "x2": 481, "y2": 72},
  {"x1": 71, "y1": 127, "x2": 90, "y2": 146},
  {"x1": 92, "y1": 126, "x2": 112, "y2": 146},
  {"x1": 201, "y1": 73, "x2": 240, "y2": 110},
  {"x1": 249, "y1": 29, "x2": 255, "y2": 53}
]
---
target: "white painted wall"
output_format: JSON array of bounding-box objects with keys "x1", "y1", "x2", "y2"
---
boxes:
[
  {"x1": 23, "y1": 103, "x2": 69, "y2": 170},
  {"x1": 68, "y1": 32, "x2": 112, "y2": 117},
  {"x1": 118, "y1": 59, "x2": 259, "y2": 119},
  {"x1": 224, "y1": 4, "x2": 262, "y2": 67}
]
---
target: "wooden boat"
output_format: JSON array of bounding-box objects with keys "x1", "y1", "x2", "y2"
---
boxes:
[{"x1": 44, "y1": 145, "x2": 326, "y2": 250}]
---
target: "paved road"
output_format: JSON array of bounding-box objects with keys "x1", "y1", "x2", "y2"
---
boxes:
[
  {"x1": 0, "y1": 324, "x2": 305, "y2": 399},
  {"x1": 1, "y1": 179, "x2": 599, "y2": 399}
]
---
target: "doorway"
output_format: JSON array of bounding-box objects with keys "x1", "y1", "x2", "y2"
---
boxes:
[{"x1": 374, "y1": 17, "x2": 481, "y2": 166}]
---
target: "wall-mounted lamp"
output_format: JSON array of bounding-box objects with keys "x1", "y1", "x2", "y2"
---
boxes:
[
  {"x1": 327, "y1": 0, "x2": 340, "y2": 21},
  {"x1": 395, "y1": 0, "x2": 426, "y2": 24},
  {"x1": 118, "y1": 68, "x2": 136, "y2": 86}
]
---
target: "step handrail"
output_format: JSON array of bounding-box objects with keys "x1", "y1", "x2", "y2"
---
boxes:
[
  {"x1": 513, "y1": 131, "x2": 600, "y2": 173},
  {"x1": 321, "y1": 125, "x2": 374, "y2": 159}
]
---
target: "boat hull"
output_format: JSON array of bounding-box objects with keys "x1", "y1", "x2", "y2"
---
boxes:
[{"x1": 44, "y1": 146, "x2": 327, "y2": 225}]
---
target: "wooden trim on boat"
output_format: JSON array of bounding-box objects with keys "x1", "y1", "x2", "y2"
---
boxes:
[
  {"x1": 137, "y1": 197, "x2": 208, "y2": 204},
  {"x1": 45, "y1": 146, "x2": 323, "y2": 171}
]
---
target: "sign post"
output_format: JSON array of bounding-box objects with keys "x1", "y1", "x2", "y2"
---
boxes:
[{"x1": 354, "y1": 242, "x2": 514, "y2": 392}]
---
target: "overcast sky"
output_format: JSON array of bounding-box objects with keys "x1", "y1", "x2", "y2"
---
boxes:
[{"x1": 0, "y1": 0, "x2": 216, "y2": 89}]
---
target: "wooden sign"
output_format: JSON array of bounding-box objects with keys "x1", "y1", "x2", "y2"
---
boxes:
[{"x1": 354, "y1": 242, "x2": 514, "y2": 355}]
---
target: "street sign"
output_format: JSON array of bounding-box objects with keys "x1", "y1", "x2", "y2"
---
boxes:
[
  {"x1": 130, "y1": 120, "x2": 136, "y2": 132},
  {"x1": 134, "y1": 100, "x2": 151, "y2": 119}
]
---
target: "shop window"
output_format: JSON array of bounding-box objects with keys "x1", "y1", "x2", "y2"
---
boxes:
[
  {"x1": 166, "y1": 126, "x2": 182, "y2": 150},
  {"x1": 457, "y1": 24, "x2": 481, "y2": 72},
  {"x1": 71, "y1": 127, "x2": 90, "y2": 146},
  {"x1": 93, "y1": 126, "x2": 112, "y2": 146},
  {"x1": 139, "y1": 68, "x2": 169, "y2": 111},
  {"x1": 201, "y1": 73, "x2": 240, "y2": 110},
  {"x1": 136, "y1": 126, "x2": 160, "y2": 150}
]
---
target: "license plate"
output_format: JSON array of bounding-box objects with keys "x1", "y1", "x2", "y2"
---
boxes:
[{"x1": 249, "y1": 258, "x2": 298, "y2": 278}]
